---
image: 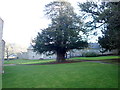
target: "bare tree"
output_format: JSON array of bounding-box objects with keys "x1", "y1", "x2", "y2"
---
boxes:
[
  {"x1": 5, "y1": 43, "x2": 27, "y2": 60},
  {"x1": 5, "y1": 43, "x2": 14, "y2": 60}
]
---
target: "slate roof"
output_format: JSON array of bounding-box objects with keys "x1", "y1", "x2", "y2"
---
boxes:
[
  {"x1": 28, "y1": 43, "x2": 100, "y2": 50},
  {"x1": 88, "y1": 43, "x2": 100, "y2": 49}
]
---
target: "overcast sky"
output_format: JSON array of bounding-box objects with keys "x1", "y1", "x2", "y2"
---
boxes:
[{"x1": 0, "y1": 0, "x2": 98, "y2": 49}]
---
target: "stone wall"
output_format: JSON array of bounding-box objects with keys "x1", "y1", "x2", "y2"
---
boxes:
[
  {"x1": 17, "y1": 52, "x2": 28, "y2": 59},
  {"x1": 17, "y1": 48, "x2": 57, "y2": 60},
  {"x1": 0, "y1": 18, "x2": 5, "y2": 74}
]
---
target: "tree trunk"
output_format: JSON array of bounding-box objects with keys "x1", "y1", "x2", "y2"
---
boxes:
[
  {"x1": 7, "y1": 51, "x2": 9, "y2": 60},
  {"x1": 118, "y1": 49, "x2": 120, "y2": 55},
  {"x1": 7, "y1": 55, "x2": 9, "y2": 60},
  {"x1": 56, "y1": 51, "x2": 66, "y2": 62},
  {"x1": 6, "y1": 48, "x2": 9, "y2": 60}
]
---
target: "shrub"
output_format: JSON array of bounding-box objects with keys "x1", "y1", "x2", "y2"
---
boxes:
[{"x1": 82, "y1": 52, "x2": 99, "y2": 57}]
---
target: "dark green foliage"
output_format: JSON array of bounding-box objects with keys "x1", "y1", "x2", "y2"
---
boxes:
[
  {"x1": 78, "y1": 2, "x2": 106, "y2": 31},
  {"x1": 78, "y1": 2, "x2": 120, "y2": 55},
  {"x1": 33, "y1": 1, "x2": 88, "y2": 62},
  {"x1": 98, "y1": 2, "x2": 120, "y2": 54}
]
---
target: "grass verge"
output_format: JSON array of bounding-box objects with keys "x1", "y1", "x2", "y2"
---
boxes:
[{"x1": 69, "y1": 56, "x2": 120, "y2": 60}]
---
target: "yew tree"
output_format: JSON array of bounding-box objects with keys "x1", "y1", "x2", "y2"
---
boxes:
[
  {"x1": 98, "y1": 2, "x2": 120, "y2": 55},
  {"x1": 78, "y1": 2, "x2": 120, "y2": 55},
  {"x1": 33, "y1": 1, "x2": 88, "y2": 62}
]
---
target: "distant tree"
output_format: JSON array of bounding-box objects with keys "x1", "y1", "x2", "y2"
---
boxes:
[
  {"x1": 78, "y1": 2, "x2": 120, "y2": 55},
  {"x1": 33, "y1": 1, "x2": 88, "y2": 62},
  {"x1": 5, "y1": 43, "x2": 24, "y2": 60},
  {"x1": 5, "y1": 43, "x2": 14, "y2": 60}
]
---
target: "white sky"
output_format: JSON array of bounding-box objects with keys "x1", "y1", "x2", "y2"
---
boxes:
[{"x1": 0, "y1": 0, "x2": 97, "y2": 49}]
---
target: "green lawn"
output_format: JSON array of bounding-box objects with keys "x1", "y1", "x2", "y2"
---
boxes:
[
  {"x1": 3, "y1": 62, "x2": 119, "y2": 88},
  {"x1": 0, "y1": 74, "x2": 2, "y2": 89},
  {"x1": 4, "y1": 59, "x2": 55, "y2": 64},
  {"x1": 69, "y1": 56, "x2": 119, "y2": 60},
  {"x1": 4, "y1": 56, "x2": 120, "y2": 65}
]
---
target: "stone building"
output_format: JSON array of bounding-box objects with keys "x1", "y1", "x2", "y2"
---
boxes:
[
  {"x1": 0, "y1": 18, "x2": 5, "y2": 73},
  {"x1": 27, "y1": 46, "x2": 56, "y2": 59},
  {"x1": 17, "y1": 43, "x2": 101, "y2": 60},
  {"x1": 17, "y1": 45, "x2": 56, "y2": 60},
  {"x1": 66, "y1": 43, "x2": 101, "y2": 57}
]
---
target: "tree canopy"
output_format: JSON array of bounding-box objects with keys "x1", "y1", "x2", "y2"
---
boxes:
[
  {"x1": 33, "y1": 0, "x2": 88, "y2": 62},
  {"x1": 98, "y1": 2, "x2": 120, "y2": 54},
  {"x1": 78, "y1": 1, "x2": 120, "y2": 54}
]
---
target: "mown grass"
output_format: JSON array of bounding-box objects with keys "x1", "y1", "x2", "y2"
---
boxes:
[
  {"x1": 0, "y1": 74, "x2": 2, "y2": 89},
  {"x1": 4, "y1": 59, "x2": 55, "y2": 64},
  {"x1": 69, "y1": 56, "x2": 120, "y2": 60},
  {"x1": 4, "y1": 56, "x2": 119, "y2": 65},
  {"x1": 2, "y1": 62, "x2": 118, "y2": 88}
]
